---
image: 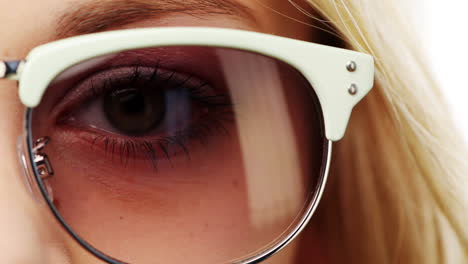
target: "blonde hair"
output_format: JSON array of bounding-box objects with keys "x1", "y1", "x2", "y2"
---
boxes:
[{"x1": 291, "y1": 1, "x2": 468, "y2": 263}]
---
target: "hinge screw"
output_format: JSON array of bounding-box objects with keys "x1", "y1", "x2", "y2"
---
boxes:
[
  {"x1": 347, "y1": 61, "x2": 357, "y2": 72},
  {"x1": 348, "y1": 84, "x2": 358, "y2": 95}
]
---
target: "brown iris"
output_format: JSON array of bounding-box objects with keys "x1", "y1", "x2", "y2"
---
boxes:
[{"x1": 103, "y1": 87, "x2": 165, "y2": 135}]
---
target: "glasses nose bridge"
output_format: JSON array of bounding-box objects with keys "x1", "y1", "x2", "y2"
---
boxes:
[{"x1": 0, "y1": 60, "x2": 24, "y2": 80}]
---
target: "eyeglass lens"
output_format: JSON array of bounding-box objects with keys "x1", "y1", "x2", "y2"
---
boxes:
[{"x1": 29, "y1": 46, "x2": 326, "y2": 264}]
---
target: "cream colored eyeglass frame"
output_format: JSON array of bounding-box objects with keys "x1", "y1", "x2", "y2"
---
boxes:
[{"x1": 1, "y1": 27, "x2": 374, "y2": 264}]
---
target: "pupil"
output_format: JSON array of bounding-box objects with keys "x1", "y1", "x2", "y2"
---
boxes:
[
  {"x1": 103, "y1": 87, "x2": 165, "y2": 135},
  {"x1": 120, "y1": 93, "x2": 145, "y2": 115}
]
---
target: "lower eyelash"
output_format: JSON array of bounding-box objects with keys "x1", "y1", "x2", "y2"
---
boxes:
[{"x1": 89, "y1": 113, "x2": 232, "y2": 172}]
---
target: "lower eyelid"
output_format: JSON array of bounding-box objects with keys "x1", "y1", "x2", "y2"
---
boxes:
[
  {"x1": 54, "y1": 127, "x2": 187, "y2": 167},
  {"x1": 55, "y1": 110, "x2": 235, "y2": 169}
]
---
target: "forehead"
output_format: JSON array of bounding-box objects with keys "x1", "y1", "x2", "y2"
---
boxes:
[{"x1": 0, "y1": 0, "x2": 313, "y2": 59}]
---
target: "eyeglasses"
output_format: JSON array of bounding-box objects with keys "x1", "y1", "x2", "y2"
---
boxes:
[{"x1": 2, "y1": 27, "x2": 374, "y2": 264}]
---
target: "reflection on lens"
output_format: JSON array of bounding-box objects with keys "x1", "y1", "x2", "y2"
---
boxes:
[{"x1": 29, "y1": 47, "x2": 326, "y2": 264}]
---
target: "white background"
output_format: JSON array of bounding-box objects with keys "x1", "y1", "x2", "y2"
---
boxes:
[{"x1": 418, "y1": 1, "x2": 468, "y2": 143}]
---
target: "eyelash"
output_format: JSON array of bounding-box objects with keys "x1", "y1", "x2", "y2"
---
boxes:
[
  {"x1": 61, "y1": 62, "x2": 235, "y2": 170},
  {"x1": 89, "y1": 115, "x2": 233, "y2": 169}
]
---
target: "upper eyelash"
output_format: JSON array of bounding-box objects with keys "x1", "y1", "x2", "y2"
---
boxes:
[
  {"x1": 97, "y1": 64, "x2": 234, "y2": 109},
  {"x1": 90, "y1": 62, "x2": 200, "y2": 99}
]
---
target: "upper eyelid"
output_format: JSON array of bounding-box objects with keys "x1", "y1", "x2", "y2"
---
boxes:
[
  {"x1": 50, "y1": 65, "x2": 210, "y2": 123},
  {"x1": 39, "y1": 47, "x2": 224, "y2": 122}
]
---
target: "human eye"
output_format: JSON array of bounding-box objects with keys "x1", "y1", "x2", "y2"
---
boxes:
[{"x1": 56, "y1": 61, "x2": 233, "y2": 169}]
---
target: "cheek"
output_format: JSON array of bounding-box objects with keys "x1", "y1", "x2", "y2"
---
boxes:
[
  {"x1": 42, "y1": 127, "x2": 260, "y2": 263},
  {"x1": 0, "y1": 82, "x2": 76, "y2": 263},
  {"x1": 35, "y1": 108, "x2": 321, "y2": 264}
]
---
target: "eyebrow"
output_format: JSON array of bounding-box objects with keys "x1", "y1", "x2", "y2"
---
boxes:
[{"x1": 55, "y1": 0, "x2": 256, "y2": 39}]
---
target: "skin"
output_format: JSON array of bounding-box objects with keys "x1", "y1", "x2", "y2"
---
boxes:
[{"x1": 0, "y1": 0, "x2": 326, "y2": 263}]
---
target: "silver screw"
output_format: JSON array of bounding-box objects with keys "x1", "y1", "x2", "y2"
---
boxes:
[
  {"x1": 346, "y1": 61, "x2": 357, "y2": 72},
  {"x1": 348, "y1": 84, "x2": 358, "y2": 95}
]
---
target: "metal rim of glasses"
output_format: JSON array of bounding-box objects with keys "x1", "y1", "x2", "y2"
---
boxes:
[{"x1": 24, "y1": 107, "x2": 332, "y2": 264}]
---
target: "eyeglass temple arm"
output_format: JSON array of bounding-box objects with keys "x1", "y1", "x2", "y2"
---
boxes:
[{"x1": 0, "y1": 60, "x2": 25, "y2": 80}]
